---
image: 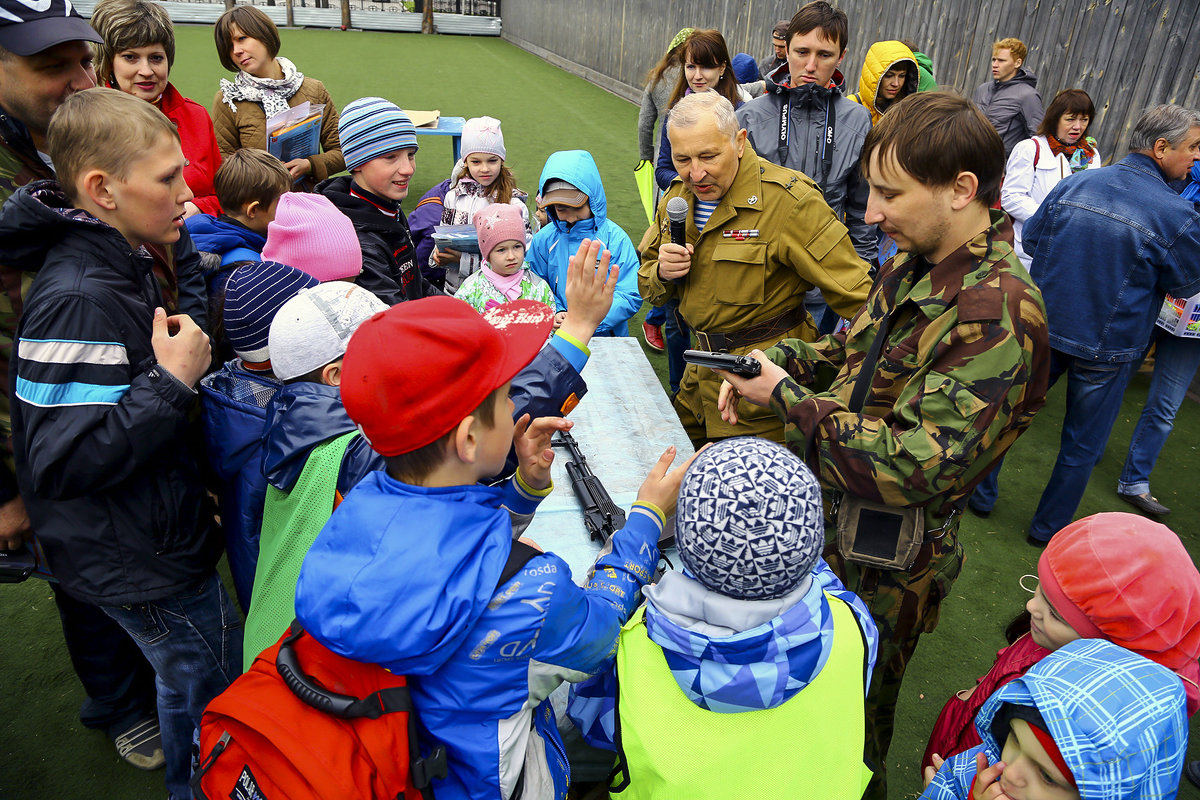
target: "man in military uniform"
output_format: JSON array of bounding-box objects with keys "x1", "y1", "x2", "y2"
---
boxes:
[
  {"x1": 0, "y1": 0, "x2": 167, "y2": 770},
  {"x1": 717, "y1": 92, "x2": 1050, "y2": 798},
  {"x1": 638, "y1": 90, "x2": 871, "y2": 445}
]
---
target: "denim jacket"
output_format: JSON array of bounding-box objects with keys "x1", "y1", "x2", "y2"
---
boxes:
[{"x1": 1025, "y1": 153, "x2": 1200, "y2": 362}]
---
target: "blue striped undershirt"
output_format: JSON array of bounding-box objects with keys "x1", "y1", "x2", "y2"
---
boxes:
[{"x1": 693, "y1": 200, "x2": 718, "y2": 231}]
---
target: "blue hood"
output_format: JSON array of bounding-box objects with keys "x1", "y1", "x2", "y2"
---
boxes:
[
  {"x1": 642, "y1": 560, "x2": 877, "y2": 712},
  {"x1": 185, "y1": 214, "x2": 265, "y2": 266},
  {"x1": 261, "y1": 381, "x2": 357, "y2": 492},
  {"x1": 538, "y1": 150, "x2": 607, "y2": 235},
  {"x1": 926, "y1": 638, "x2": 1186, "y2": 800},
  {"x1": 294, "y1": 471, "x2": 516, "y2": 675}
]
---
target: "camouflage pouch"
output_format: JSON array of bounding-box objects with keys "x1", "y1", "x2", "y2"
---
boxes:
[{"x1": 836, "y1": 495, "x2": 924, "y2": 571}]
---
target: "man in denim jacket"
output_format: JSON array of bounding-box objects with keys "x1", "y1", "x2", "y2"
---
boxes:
[{"x1": 1020, "y1": 104, "x2": 1200, "y2": 543}]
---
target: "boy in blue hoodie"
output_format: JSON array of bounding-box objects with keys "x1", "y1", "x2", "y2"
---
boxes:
[
  {"x1": 186, "y1": 149, "x2": 291, "y2": 296},
  {"x1": 293, "y1": 285, "x2": 697, "y2": 800},
  {"x1": 922, "y1": 638, "x2": 1187, "y2": 800},
  {"x1": 569, "y1": 436, "x2": 878, "y2": 798},
  {"x1": 528, "y1": 150, "x2": 643, "y2": 336},
  {"x1": 199, "y1": 260, "x2": 319, "y2": 611}
]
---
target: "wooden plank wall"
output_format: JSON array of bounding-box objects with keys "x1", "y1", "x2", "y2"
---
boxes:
[{"x1": 502, "y1": 0, "x2": 1200, "y2": 160}]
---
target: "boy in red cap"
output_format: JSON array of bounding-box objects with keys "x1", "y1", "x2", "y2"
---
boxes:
[{"x1": 292, "y1": 262, "x2": 697, "y2": 800}]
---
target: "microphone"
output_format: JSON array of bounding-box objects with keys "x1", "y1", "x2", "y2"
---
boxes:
[{"x1": 666, "y1": 196, "x2": 688, "y2": 247}]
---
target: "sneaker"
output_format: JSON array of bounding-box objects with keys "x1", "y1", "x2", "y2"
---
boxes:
[
  {"x1": 641, "y1": 321, "x2": 665, "y2": 352},
  {"x1": 1117, "y1": 490, "x2": 1170, "y2": 516},
  {"x1": 112, "y1": 715, "x2": 165, "y2": 770}
]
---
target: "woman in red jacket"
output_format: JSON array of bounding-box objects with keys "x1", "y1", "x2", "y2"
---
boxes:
[{"x1": 91, "y1": 0, "x2": 223, "y2": 216}]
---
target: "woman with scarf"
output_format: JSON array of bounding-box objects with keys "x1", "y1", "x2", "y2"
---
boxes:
[
  {"x1": 1001, "y1": 89, "x2": 1101, "y2": 269},
  {"x1": 210, "y1": 5, "x2": 343, "y2": 191},
  {"x1": 92, "y1": 0, "x2": 223, "y2": 216}
]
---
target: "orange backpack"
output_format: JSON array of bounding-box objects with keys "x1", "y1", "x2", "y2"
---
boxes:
[{"x1": 192, "y1": 541, "x2": 539, "y2": 800}]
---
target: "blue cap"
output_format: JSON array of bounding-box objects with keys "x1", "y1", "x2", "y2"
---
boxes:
[
  {"x1": 732, "y1": 53, "x2": 759, "y2": 85},
  {"x1": 339, "y1": 96, "x2": 418, "y2": 172},
  {"x1": 223, "y1": 261, "x2": 320, "y2": 364}
]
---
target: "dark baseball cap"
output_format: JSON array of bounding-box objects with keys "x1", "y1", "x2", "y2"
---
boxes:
[{"x1": 0, "y1": 0, "x2": 102, "y2": 57}]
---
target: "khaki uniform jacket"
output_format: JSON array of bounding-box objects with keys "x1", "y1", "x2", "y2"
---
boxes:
[
  {"x1": 638, "y1": 143, "x2": 871, "y2": 441},
  {"x1": 211, "y1": 76, "x2": 345, "y2": 185}
]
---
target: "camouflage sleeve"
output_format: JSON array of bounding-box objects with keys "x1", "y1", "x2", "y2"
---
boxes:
[
  {"x1": 768, "y1": 320, "x2": 1039, "y2": 509},
  {"x1": 763, "y1": 332, "x2": 848, "y2": 389}
]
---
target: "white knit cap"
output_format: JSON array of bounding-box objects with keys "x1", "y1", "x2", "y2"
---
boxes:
[
  {"x1": 460, "y1": 116, "x2": 506, "y2": 160},
  {"x1": 268, "y1": 282, "x2": 388, "y2": 381}
]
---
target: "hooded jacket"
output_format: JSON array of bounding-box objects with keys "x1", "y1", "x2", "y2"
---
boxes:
[
  {"x1": 527, "y1": 151, "x2": 643, "y2": 335},
  {"x1": 847, "y1": 41, "x2": 919, "y2": 125},
  {"x1": 317, "y1": 176, "x2": 443, "y2": 305},
  {"x1": 736, "y1": 63, "x2": 875, "y2": 261},
  {"x1": 186, "y1": 213, "x2": 265, "y2": 269},
  {"x1": 568, "y1": 560, "x2": 878, "y2": 748},
  {"x1": 294, "y1": 470, "x2": 666, "y2": 800},
  {"x1": 971, "y1": 67, "x2": 1044, "y2": 156},
  {"x1": 922, "y1": 638, "x2": 1187, "y2": 800},
  {"x1": 1, "y1": 181, "x2": 221, "y2": 605}
]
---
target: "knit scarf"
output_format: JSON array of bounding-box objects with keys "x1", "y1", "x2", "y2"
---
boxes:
[
  {"x1": 1047, "y1": 134, "x2": 1097, "y2": 174},
  {"x1": 218, "y1": 56, "x2": 305, "y2": 118},
  {"x1": 481, "y1": 264, "x2": 524, "y2": 300}
]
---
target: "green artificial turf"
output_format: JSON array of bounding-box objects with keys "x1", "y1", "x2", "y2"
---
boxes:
[{"x1": 2, "y1": 26, "x2": 1198, "y2": 799}]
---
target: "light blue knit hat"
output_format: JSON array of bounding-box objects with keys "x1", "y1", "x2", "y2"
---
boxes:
[{"x1": 339, "y1": 96, "x2": 418, "y2": 172}]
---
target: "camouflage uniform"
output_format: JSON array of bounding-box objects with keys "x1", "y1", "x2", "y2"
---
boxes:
[
  {"x1": 638, "y1": 143, "x2": 871, "y2": 444},
  {"x1": 762, "y1": 211, "x2": 1050, "y2": 798}
]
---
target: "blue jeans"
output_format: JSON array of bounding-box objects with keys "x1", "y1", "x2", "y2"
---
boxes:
[
  {"x1": 645, "y1": 305, "x2": 666, "y2": 326},
  {"x1": 52, "y1": 583, "x2": 157, "y2": 737},
  {"x1": 1027, "y1": 350, "x2": 1138, "y2": 541},
  {"x1": 1118, "y1": 333, "x2": 1200, "y2": 496},
  {"x1": 101, "y1": 573, "x2": 242, "y2": 800}
]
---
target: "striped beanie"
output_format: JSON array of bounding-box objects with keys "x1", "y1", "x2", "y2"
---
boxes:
[
  {"x1": 222, "y1": 261, "x2": 319, "y2": 365},
  {"x1": 339, "y1": 97, "x2": 418, "y2": 172}
]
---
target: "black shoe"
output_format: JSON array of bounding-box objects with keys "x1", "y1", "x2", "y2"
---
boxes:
[
  {"x1": 1117, "y1": 490, "x2": 1170, "y2": 516},
  {"x1": 967, "y1": 502, "x2": 992, "y2": 519},
  {"x1": 1026, "y1": 534, "x2": 1049, "y2": 548},
  {"x1": 1186, "y1": 759, "x2": 1200, "y2": 789}
]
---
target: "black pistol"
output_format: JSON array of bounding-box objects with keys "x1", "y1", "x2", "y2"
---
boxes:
[{"x1": 552, "y1": 430, "x2": 626, "y2": 543}]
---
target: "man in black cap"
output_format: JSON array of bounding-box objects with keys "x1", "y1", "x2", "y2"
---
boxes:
[
  {"x1": 0, "y1": 0, "x2": 165, "y2": 772},
  {"x1": 759, "y1": 18, "x2": 789, "y2": 79}
]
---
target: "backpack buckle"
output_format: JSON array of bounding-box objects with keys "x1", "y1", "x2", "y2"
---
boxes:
[{"x1": 411, "y1": 744, "x2": 449, "y2": 789}]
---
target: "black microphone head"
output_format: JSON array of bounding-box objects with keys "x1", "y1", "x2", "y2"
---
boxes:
[{"x1": 666, "y1": 196, "x2": 689, "y2": 223}]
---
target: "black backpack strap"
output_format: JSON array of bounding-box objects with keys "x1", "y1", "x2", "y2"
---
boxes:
[{"x1": 497, "y1": 540, "x2": 540, "y2": 590}]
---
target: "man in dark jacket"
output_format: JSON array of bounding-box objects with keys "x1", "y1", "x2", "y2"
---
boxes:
[
  {"x1": 759, "y1": 19, "x2": 789, "y2": 80},
  {"x1": 971, "y1": 37, "x2": 1044, "y2": 157},
  {"x1": 0, "y1": 0, "x2": 170, "y2": 772},
  {"x1": 736, "y1": 2, "x2": 874, "y2": 331}
]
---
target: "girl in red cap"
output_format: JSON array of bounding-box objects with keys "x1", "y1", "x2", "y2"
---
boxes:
[{"x1": 923, "y1": 512, "x2": 1200, "y2": 776}]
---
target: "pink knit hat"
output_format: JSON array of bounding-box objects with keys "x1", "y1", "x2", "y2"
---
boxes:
[
  {"x1": 474, "y1": 204, "x2": 526, "y2": 263},
  {"x1": 1038, "y1": 512, "x2": 1200, "y2": 713},
  {"x1": 262, "y1": 193, "x2": 363, "y2": 282}
]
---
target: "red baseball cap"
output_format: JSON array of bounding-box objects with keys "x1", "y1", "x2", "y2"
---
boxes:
[{"x1": 340, "y1": 296, "x2": 553, "y2": 456}]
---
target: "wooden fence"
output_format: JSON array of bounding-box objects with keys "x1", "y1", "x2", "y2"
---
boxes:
[{"x1": 502, "y1": 0, "x2": 1200, "y2": 158}]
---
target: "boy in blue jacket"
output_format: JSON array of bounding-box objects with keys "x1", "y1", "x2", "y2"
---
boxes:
[
  {"x1": 923, "y1": 638, "x2": 1187, "y2": 800},
  {"x1": 528, "y1": 150, "x2": 643, "y2": 336},
  {"x1": 199, "y1": 260, "x2": 319, "y2": 611},
  {"x1": 293, "y1": 275, "x2": 697, "y2": 799}
]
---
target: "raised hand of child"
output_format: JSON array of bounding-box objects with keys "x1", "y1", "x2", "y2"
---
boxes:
[
  {"x1": 635, "y1": 444, "x2": 706, "y2": 518},
  {"x1": 970, "y1": 752, "x2": 1011, "y2": 800},
  {"x1": 558, "y1": 238, "x2": 617, "y2": 346},
  {"x1": 151, "y1": 307, "x2": 211, "y2": 388},
  {"x1": 513, "y1": 413, "x2": 572, "y2": 491}
]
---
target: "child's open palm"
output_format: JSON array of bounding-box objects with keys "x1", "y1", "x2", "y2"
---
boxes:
[{"x1": 513, "y1": 413, "x2": 572, "y2": 491}]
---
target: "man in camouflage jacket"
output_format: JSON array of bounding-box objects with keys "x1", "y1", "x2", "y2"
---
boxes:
[{"x1": 717, "y1": 93, "x2": 1050, "y2": 799}]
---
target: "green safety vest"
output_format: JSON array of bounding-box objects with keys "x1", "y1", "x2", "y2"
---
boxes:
[
  {"x1": 611, "y1": 593, "x2": 872, "y2": 799},
  {"x1": 242, "y1": 431, "x2": 357, "y2": 672}
]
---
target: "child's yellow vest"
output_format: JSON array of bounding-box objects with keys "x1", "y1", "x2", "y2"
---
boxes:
[{"x1": 610, "y1": 593, "x2": 872, "y2": 799}]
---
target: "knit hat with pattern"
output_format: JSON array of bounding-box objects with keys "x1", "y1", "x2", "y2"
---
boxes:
[
  {"x1": 339, "y1": 96, "x2": 418, "y2": 172},
  {"x1": 223, "y1": 261, "x2": 320, "y2": 364},
  {"x1": 675, "y1": 437, "x2": 823, "y2": 600},
  {"x1": 475, "y1": 203, "x2": 526, "y2": 262},
  {"x1": 460, "y1": 116, "x2": 506, "y2": 161}
]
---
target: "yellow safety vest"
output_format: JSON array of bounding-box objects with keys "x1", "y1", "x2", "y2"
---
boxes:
[{"x1": 610, "y1": 593, "x2": 872, "y2": 799}]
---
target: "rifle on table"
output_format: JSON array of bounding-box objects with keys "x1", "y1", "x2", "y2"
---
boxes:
[{"x1": 551, "y1": 431, "x2": 626, "y2": 544}]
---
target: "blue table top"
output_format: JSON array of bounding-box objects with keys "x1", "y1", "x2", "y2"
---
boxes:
[{"x1": 415, "y1": 116, "x2": 466, "y2": 136}]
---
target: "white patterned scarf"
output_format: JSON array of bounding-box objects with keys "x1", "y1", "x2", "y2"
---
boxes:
[{"x1": 218, "y1": 56, "x2": 305, "y2": 118}]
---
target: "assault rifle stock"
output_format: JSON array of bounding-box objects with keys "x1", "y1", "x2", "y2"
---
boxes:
[{"x1": 551, "y1": 431, "x2": 626, "y2": 543}]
